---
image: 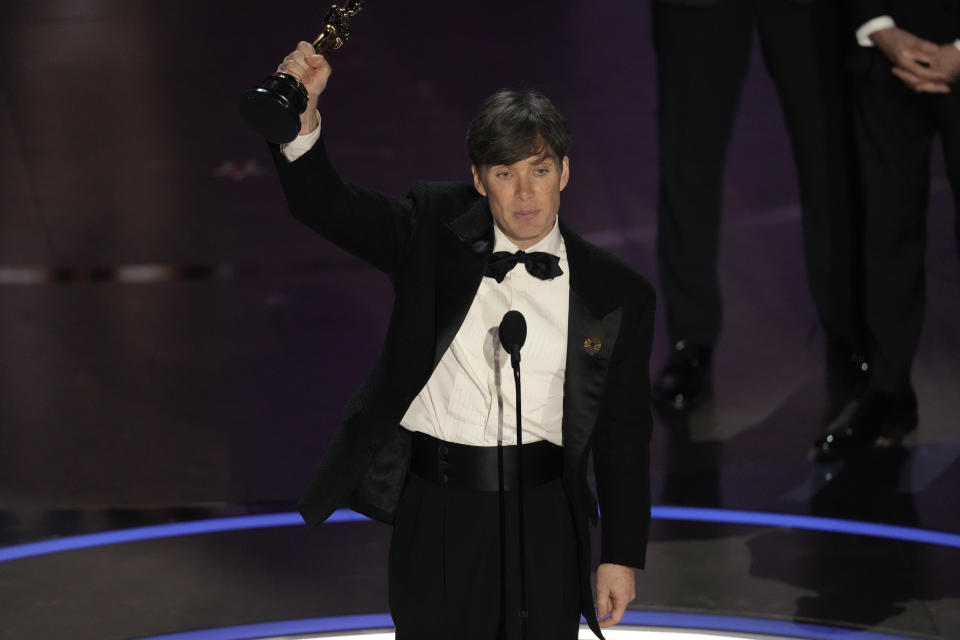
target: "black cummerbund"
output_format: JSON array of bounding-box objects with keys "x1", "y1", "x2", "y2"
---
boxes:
[{"x1": 409, "y1": 431, "x2": 563, "y2": 492}]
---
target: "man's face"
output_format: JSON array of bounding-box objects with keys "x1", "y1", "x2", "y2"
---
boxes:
[{"x1": 472, "y1": 152, "x2": 570, "y2": 250}]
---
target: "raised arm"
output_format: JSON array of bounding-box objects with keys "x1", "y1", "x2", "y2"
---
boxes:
[{"x1": 267, "y1": 42, "x2": 419, "y2": 277}]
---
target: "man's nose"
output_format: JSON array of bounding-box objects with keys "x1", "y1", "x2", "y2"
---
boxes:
[{"x1": 515, "y1": 176, "x2": 533, "y2": 199}]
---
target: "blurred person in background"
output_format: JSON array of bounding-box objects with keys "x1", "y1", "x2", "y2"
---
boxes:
[
  {"x1": 648, "y1": 0, "x2": 866, "y2": 414},
  {"x1": 814, "y1": 1, "x2": 960, "y2": 456}
]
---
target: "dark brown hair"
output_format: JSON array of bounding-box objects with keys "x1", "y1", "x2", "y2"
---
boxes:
[{"x1": 467, "y1": 90, "x2": 571, "y2": 167}]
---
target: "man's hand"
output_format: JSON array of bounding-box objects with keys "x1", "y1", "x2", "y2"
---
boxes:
[
  {"x1": 595, "y1": 562, "x2": 636, "y2": 629},
  {"x1": 276, "y1": 41, "x2": 333, "y2": 135},
  {"x1": 928, "y1": 43, "x2": 960, "y2": 86},
  {"x1": 870, "y1": 27, "x2": 950, "y2": 93}
]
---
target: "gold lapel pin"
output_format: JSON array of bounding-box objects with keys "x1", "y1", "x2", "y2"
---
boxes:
[{"x1": 583, "y1": 336, "x2": 602, "y2": 356}]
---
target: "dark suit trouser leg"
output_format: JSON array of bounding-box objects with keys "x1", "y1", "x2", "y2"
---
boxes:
[
  {"x1": 851, "y1": 73, "x2": 954, "y2": 393},
  {"x1": 389, "y1": 475, "x2": 580, "y2": 640},
  {"x1": 652, "y1": 0, "x2": 754, "y2": 347},
  {"x1": 938, "y1": 90, "x2": 960, "y2": 269},
  {"x1": 755, "y1": 0, "x2": 864, "y2": 350}
]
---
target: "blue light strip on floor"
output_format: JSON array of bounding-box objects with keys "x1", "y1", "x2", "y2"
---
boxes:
[
  {"x1": 651, "y1": 506, "x2": 960, "y2": 548},
  {"x1": 130, "y1": 611, "x2": 920, "y2": 640},
  {"x1": 0, "y1": 510, "x2": 364, "y2": 562},
  {"x1": 132, "y1": 614, "x2": 393, "y2": 640},
  {"x1": 2, "y1": 506, "x2": 959, "y2": 563}
]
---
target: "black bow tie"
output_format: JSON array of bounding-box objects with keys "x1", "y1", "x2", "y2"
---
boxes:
[{"x1": 484, "y1": 250, "x2": 563, "y2": 283}]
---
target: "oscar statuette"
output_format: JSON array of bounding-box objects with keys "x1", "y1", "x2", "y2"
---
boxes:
[{"x1": 238, "y1": 1, "x2": 365, "y2": 144}]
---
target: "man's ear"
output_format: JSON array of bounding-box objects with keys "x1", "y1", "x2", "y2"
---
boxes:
[
  {"x1": 559, "y1": 156, "x2": 570, "y2": 192},
  {"x1": 471, "y1": 165, "x2": 487, "y2": 196}
]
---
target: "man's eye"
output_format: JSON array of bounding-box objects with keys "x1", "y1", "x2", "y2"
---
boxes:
[
  {"x1": 535, "y1": 168, "x2": 549, "y2": 176},
  {"x1": 497, "y1": 171, "x2": 511, "y2": 178}
]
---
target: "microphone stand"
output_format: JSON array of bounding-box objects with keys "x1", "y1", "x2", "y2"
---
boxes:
[
  {"x1": 499, "y1": 310, "x2": 528, "y2": 640},
  {"x1": 510, "y1": 351, "x2": 528, "y2": 640}
]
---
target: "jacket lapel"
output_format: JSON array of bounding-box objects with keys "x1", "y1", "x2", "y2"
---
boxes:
[
  {"x1": 560, "y1": 223, "x2": 623, "y2": 463},
  {"x1": 434, "y1": 197, "x2": 494, "y2": 366}
]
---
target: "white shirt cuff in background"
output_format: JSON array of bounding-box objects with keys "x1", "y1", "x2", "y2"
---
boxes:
[
  {"x1": 955, "y1": 39, "x2": 960, "y2": 52},
  {"x1": 280, "y1": 111, "x2": 322, "y2": 162},
  {"x1": 856, "y1": 16, "x2": 895, "y2": 47}
]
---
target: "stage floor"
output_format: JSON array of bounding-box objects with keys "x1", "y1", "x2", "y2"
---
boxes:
[{"x1": 1, "y1": 1, "x2": 958, "y2": 639}]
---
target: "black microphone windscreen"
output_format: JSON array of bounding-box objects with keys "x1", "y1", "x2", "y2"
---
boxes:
[{"x1": 498, "y1": 310, "x2": 527, "y2": 354}]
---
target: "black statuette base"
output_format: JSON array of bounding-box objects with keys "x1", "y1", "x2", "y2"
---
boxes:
[{"x1": 238, "y1": 74, "x2": 309, "y2": 144}]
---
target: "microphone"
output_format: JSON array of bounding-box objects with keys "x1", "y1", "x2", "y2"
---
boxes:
[{"x1": 498, "y1": 310, "x2": 527, "y2": 369}]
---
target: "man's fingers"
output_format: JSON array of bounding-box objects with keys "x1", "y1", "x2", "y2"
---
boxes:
[
  {"x1": 891, "y1": 66, "x2": 951, "y2": 93},
  {"x1": 905, "y1": 52, "x2": 934, "y2": 67},
  {"x1": 597, "y1": 601, "x2": 614, "y2": 629},
  {"x1": 305, "y1": 54, "x2": 329, "y2": 69},
  {"x1": 296, "y1": 41, "x2": 316, "y2": 58},
  {"x1": 918, "y1": 82, "x2": 952, "y2": 94},
  {"x1": 892, "y1": 66, "x2": 925, "y2": 91},
  {"x1": 598, "y1": 595, "x2": 628, "y2": 628},
  {"x1": 916, "y1": 40, "x2": 940, "y2": 55},
  {"x1": 610, "y1": 598, "x2": 629, "y2": 625},
  {"x1": 275, "y1": 45, "x2": 332, "y2": 103},
  {"x1": 595, "y1": 582, "x2": 611, "y2": 620},
  {"x1": 596, "y1": 579, "x2": 612, "y2": 628},
  {"x1": 930, "y1": 43, "x2": 960, "y2": 84},
  {"x1": 900, "y1": 55, "x2": 948, "y2": 81},
  {"x1": 598, "y1": 612, "x2": 614, "y2": 628},
  {"x1": 277, "y1": 48, "x2": 306, "y2": 76},
  {"x1": 892, "y1": 66, "x2": 919, "y2": 81},
  {"x1": 277, "y1": 61, "x2": 304, "y2": 81}
]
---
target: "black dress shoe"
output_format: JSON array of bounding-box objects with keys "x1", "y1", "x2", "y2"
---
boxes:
[
  {"x1": 813, "y1": 388, "x2": 918, "y2": 458},
  {"x1": 652, "y1": 341, "x2": 712, "y2": 410}
]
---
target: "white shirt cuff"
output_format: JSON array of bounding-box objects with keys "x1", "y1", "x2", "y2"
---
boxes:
[
  {"x1": 955, "y1": 39, "x2": 960, "y2": 52},
  {"x1": 280, "y1": 111, "x2": 322, "y2": 162},
  {"x1": 856, "y1": 16, "x2": 896, "y2": 47}
]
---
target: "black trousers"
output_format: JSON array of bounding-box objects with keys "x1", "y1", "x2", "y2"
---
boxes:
[
  {"x1": 388, "y1": 474, "x2": 581, "y2": 640},
  {"x1": 652, "y1": 0, "x2": 860, "y2": 350},
  {"x1": 851, "y1": 65, "x2": 960, "y2": 393}
]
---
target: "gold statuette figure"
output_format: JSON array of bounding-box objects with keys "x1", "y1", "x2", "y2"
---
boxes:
[{"x1": 238, "y1": 1, "x2": 365, "y2": 144}]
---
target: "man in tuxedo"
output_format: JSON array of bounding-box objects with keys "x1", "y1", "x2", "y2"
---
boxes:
[
  {"x1": 649, "y1": 0, "x2": 866, "y2": 411},
  {"x1": 267, "y1": 43, "x2": 655, "y2": 640},
  {"x1": 814, "y1": 1, "x2": 960, "y2": 455}
]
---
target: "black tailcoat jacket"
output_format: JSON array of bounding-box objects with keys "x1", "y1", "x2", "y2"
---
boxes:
[{"x1": 269, "y1": 137, "x2": 655, "y2": 637}]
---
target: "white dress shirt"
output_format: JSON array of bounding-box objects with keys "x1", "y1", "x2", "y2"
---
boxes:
[
  {"x1": 282, "y1": 121, "x2": 570, "y2": 447},
  {"x1": 400, "y1": 222, "x2": 570, "y2": 447},
  {"x1": 281, "y1": 113, "x2": 323, "y2": 162}
]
